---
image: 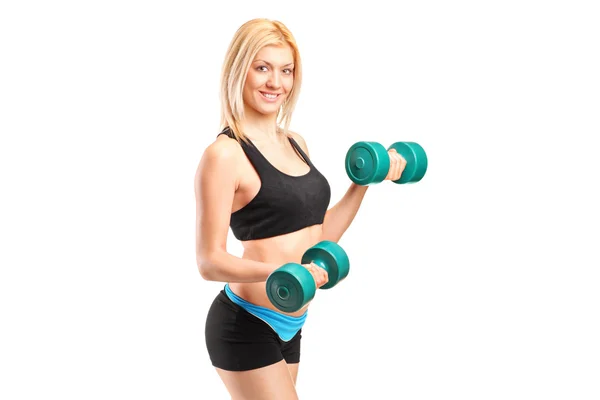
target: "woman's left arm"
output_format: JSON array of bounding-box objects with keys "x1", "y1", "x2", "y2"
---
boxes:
[
  {"x1": 289, "y1": 131, "x2": 405, "y2": 243},
  {"x1": 321, "y1": 183, "x2": 369, "y2": 242}
]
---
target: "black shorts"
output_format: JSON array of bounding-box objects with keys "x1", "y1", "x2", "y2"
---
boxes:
[{"x1": 205, "y1": 289, "x2": 302, "y2": 371}]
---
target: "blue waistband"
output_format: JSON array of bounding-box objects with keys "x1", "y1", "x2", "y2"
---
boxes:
[{"x1": 224, "y1": 284, "x2": 307, "y2": 342}]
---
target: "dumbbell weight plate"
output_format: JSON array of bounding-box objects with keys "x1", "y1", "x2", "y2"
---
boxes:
[
  {"x1": 345, "y1": 141, "x2": 390, "y2": 185},
  {"x1": 301, "y1": 240, "x2": 350, "y2": 290},
  {"x1": 388, "y1": 142, "x2": 428, "y2": 184},
  {"x1": 266, "y1": 263, "x2": 316, "y2": 313}
]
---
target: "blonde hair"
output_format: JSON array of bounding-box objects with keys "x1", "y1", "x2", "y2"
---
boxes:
[{"x1": 219, "y1": 18, "x2": 302, "y2": 143}]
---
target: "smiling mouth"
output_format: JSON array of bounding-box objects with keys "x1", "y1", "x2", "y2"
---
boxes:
[{"x1": 260, "y1": 91, "x2": 280, "y2": 100}]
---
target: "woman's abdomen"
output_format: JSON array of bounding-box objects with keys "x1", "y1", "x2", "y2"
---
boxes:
[{"x1": 228, "y1": 224, "x2": 323, "y2": 317}]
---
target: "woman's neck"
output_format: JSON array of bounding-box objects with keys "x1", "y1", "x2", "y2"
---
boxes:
[{"x1": 242, "y1": 110, "x2": 283, "y2": 144}]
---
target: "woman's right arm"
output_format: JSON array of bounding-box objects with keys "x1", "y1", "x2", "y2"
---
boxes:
[{"x1": 195, "y1": 139, "x2": 280, "y2": 282}]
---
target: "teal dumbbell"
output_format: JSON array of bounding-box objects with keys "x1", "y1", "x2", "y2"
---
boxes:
[
  {"x1": 266, "y1": 241, "x2": 350, "y2": 313},
  {"x1": 345, "y1": 141, "x2": 428, "y2": 185}
]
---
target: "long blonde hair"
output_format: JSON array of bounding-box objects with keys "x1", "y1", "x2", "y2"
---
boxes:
[{"x1": 219, "y1": 18, "x2": 302, "y2": 143}]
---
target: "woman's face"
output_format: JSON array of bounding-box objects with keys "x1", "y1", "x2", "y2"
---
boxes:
[{"x1": 243, "y1": 44, "x2": 295, "y2": 116}]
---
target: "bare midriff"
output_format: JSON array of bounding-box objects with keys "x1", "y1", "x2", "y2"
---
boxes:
[{"x1": 228, "y1": 224, "x2": 324, "y2": 318}]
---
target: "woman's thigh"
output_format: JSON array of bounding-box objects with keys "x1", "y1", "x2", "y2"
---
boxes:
[
  {"x1": 216, "y1": 360, "x2": 298, "y2": 400},
  {"x1": 287, "y1": 362, "x2": 299, "y2": 385}
]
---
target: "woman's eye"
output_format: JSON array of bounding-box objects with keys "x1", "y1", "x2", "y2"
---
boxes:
[
  {"x1": 257, "y1": 66, "x2": 268, "y2": 72},
  {"x1": 283, "y1": 69, "x2": 293, "y2": 74}
]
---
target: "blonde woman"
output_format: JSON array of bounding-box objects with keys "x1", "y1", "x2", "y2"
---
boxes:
[{"x1": 195, "y1": 18, "x2": 405, "y2": 399}]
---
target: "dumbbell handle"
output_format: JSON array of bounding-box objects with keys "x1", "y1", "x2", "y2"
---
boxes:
[
  {"x1": 301, "y1": 240, "x2": 350, "y2": 291},
  {"x1": 275, "y1": 259, "x2": 325, "y2": 301},
  {"x1": 306, "y1": 259, "x2": 328, "y2": 271}
]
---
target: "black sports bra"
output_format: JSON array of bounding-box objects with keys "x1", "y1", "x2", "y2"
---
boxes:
[{"x1": 218, "y1": 127, "x2": 331, "y2": 241}]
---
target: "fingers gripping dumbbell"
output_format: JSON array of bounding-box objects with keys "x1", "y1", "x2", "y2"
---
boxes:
[
  {"x1": 266, "y1": 241, "x2": 350, "y2": 313},
  {"x1": 345, "y1": 141, "x2": 428, "y2": 185}
]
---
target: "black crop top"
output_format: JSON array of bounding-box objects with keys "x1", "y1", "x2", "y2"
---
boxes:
[{"x1": 218, "y1": 127, "x2": 331, "y2": 241}]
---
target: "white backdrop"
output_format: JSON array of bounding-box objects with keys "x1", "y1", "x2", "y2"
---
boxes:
[{"x1": 1, "y1": 0, "x2": 599, "y2": 399}]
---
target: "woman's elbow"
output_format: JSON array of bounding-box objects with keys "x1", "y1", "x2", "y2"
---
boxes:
[
  {"x1": 196, "y1": 253, "x2": 218, "y2": 281},
  {"x1": 320, "y1": 228, "x2": 341, "y2": 244}
]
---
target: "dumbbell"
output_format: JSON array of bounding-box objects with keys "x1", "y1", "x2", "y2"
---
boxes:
[
  {"x1": 345, "y1": 141, "x2": 428, "y2": 185},
  {"x1": 266, "y1": 240, "x2": 350, "y2": 313}
]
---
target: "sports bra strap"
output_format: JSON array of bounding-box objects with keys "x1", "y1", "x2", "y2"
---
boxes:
[
  {"x1": 287, "y1": 137, "x2": 312, "y2": 167},
  {"x1": 217, "y1": 128, "x2": 274, "y2": 177}
]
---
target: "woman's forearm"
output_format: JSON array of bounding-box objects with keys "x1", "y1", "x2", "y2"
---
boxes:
[
  {"x1": 321, "y1": 183, "x2": 369, "y2": 242},
  {"x1": 197, "y1": 250, "x2": 280, "y2": 283}
]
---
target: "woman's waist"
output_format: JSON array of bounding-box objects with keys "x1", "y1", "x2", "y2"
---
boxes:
[
  {"x1": 232, "y1": 226, "x2": 323, "y2": 317},
  {"x1": 227, "y1": 281, "x2": 309, "y2": 318},
  {"x1": 240, "y1": 224, "x2": 323, "y2": 263}
]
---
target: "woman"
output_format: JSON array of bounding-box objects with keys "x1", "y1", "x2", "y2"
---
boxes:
[{"x1": 194, "y1": 18, "x2": 405, "y2": 400}]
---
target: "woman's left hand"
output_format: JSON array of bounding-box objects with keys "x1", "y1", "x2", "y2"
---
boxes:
[{"x1": 385, "y1": 148, "x2": 407, "y2": 181}]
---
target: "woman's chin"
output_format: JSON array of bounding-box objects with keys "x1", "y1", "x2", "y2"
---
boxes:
[{"x1": 256, "y1": 105, "x2": 281, "y2": 116}]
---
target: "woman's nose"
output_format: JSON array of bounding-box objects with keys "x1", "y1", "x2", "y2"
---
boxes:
[{"x1": 266, "y1": 72, "x2": 281, "y2": 89}]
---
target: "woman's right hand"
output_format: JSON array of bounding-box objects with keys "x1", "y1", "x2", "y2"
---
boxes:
[{"x1": 302, "y1": 263, "x2": 329, "y2": 288}]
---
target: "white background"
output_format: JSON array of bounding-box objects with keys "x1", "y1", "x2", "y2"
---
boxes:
[{"x1": 1, "y1": 0, "x2": 599, "y2": 399}]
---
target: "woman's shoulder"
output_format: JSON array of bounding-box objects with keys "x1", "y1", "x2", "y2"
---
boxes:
[
  {"x1": 286, "y1": 129, "x2": 310, "y2": 156},
  {"x1": 201, "y1": 131, "x2": 244, "y2": 168}
]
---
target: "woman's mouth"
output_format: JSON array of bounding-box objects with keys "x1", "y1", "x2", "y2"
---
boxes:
[{"x1": 260, "y1": 91, "x2": 281, "y2": 102}]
